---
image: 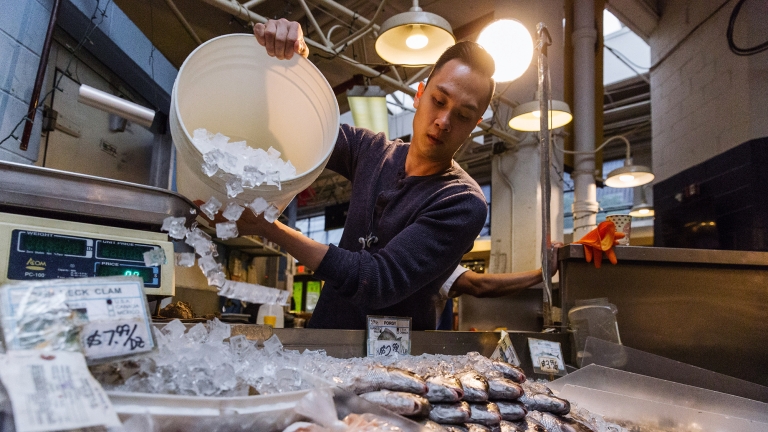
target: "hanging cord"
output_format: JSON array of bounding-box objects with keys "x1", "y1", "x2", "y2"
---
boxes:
[
  {"x1": 727, "y1": 0, "x2": 768, "y2": 56},
  {"x1": 0, "y1": 0, "x2": 113, "y2": 147}
]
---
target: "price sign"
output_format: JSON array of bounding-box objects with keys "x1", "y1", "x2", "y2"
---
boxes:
[
  {"x1": 367, "y1": 315, "x2": 411, "y2": 357},
  {"x1": 490, "y1": 330, "x2": 521, "y2": 366},
  {"x1": 539, "y1": 356, "x2": 560, "y2": 374},
  {"x1": 0, "y1": 350, "x2": 121, "y2": 432},
  {"x1": 528, "y1": 338, "x2": 567, "y2": 376},
  {"x1": 0, "y1": 277, "x2": 155, "y2": 363},
  {"x1": 81, "y1": 319, "x2": 152, "y2": 360}
]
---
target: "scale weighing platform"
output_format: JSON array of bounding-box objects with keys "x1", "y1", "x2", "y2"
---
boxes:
[{"x1": 0, "y1": 212, "x2": 175, "y2": 297}]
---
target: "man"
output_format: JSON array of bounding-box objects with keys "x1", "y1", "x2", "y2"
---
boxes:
[{"x1": 237, "y1": 19, "x2": 495, "y2": 330}]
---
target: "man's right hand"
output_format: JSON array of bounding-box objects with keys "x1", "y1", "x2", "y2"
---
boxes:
[{"x1": 253, "y1": 19, "x2": 309, "y2": 60}]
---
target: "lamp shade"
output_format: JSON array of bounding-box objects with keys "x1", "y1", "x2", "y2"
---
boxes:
[
  {"x1": 375, "y1": 9, "x2": 455, "y2": 65},
  {"x1": 629, "y1": 202, "x2": 655, "y2": 217},
  {"x1": 605, "y1": 164, "x2": 655, "y2": 188},
  {"x1": 347, "y1": 85, "x2": 389, "y2": 138},
  {"x1": 476, "y1": 19, "x2": 534, "y2": 82},
  {"x1": 508, "y1": 100, "x2": 573, "y2": 131}
]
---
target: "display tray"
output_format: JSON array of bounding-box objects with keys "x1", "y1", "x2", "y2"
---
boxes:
[{"x1": 0, "y1": 160, "x2": 196, "y2": 228}]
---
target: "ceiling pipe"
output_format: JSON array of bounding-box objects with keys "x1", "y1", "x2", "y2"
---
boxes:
[
  {"x1": 199, "y1": 0, "x2": 518, "y2": 144},
  {"x1": 165, "y1": 0, "x2": 203, "y2": 45},
  {"x1": 571, "y1": 0, "x2": 599, "y2": 240},
  {"x1": 20, "y1": 0, "x2": 62, "y2": 152}
]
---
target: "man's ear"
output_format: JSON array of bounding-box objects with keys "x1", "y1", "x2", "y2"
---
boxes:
[{"x1": 414, "y1": 82, "x2": 425, "y2": 108}]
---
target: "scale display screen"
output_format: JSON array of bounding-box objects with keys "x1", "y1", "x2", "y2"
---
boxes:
[
  {"x1": 18, "y1": 232, "x2": 88, "y2": 256},
  {"x1": 96, "y1": 242, "x2": 154, "y2": 262},
  {"x1": 95, "y1": 264, "x2": 155, "y2": 284}
]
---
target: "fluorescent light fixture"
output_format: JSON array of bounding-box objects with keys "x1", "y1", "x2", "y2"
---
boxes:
[
  {"x1": 347, "y1": 85, "x2": 389, "y2": 138},
  {"x1": 375, "y1": 1, "x2": 455, "y2": 66},
  {"x1": 78, "y1": 84, "x2": 155, "y2": 128},
  {"x1": 476, "y1": 19, "x2": 534, "y2": 82},
  {"x1": 605, "y1": 163, "x2": 655, "y2": 188},
  {"x1": 508, "y1": 100, "x2": 573, "y2": 131}
]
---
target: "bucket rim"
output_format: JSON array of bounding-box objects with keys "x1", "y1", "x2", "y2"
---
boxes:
[{"x1": 171, "y1": 33, "x2": 340, "y2": 183}]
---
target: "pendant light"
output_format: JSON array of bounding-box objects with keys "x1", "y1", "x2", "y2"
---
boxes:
[
  {"x1": 347, "y1": 85, "x2": 389, "y2": 137},
  {"x1": 508, "y1": 100, "x2": 573, "y2": 131},
  {"x1": 375, "y1": 1, "x2": 455, "y2": 66},
  {"x1": 476, "y1": 19, "x2": 534, "y2": 82}
]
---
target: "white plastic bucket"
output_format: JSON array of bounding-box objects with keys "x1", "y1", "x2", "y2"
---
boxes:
[{"x1": 170, "y1": 34, "x2": 339, "y2": 213}]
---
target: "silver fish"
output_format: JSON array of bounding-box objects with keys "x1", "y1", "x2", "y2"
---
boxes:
[
  {"x1": 495, "y1": 401, "x2": 527, "y2": 421},
  {"x1": 359, "y1": 389, "x2": 431, "y2": 417},
  {"x1": 465, "y1": 424, "x2": 492, "y2": 432},
  {"x1": 492, "y1": 361, "x2": 526, "y2": 383},
  {"x1": 526, "y1": 411, "x2": 596, "y2": 432},
  {"x1": 458, "y1": 372, "x2": 489, "y2": 402},
  {"x1": 517, "y1": 393, "x2": 570, "y2": 416},
  {"x1": 420, "y1": 420, "x2": 449, "y2": 431},
  {"x1": 429, "y1": 402, "x2": 472, "y2": 425},
  {"x1": 468, "y1": 402, "x2": 502, "y2": 426},
  {"x1": 353, "y1": 367, "x2": 428, "y2": 395},
  {"x1": 499, "y1": 420, "x2": 526, "y2": 432},
  {"x1": 509, "y1": 419, "x2": 547, "y2": 432},
  {"x1": 426, "y1": 375, "x2": 465, "y2": 402},
  {"x1": 488, "y1": 378, "x2": 524, "y2": 400}
]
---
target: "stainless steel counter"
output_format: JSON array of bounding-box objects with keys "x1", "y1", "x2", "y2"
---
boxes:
[{"x1": 559, "y1": 244, "x2": 768, "y2": 387}]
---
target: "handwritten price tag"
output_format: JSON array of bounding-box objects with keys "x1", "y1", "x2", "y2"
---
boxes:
[
  {"x1": 373, "y1": 340, "x2": 405, "y2": 357},
  {"x1": 81, "y1": 319, "x2": 152, "y2": 360},
  {"x1": 539, "y1": 356, "x2": 560, "y2": 374}
]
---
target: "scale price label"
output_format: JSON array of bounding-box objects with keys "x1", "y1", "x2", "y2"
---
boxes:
[
  {"x1": 367, "y1": 315, "x2": 411, "y2": 357},
  {"x1": 528, "y1": 338, "x2": 567, "y2": 376}
]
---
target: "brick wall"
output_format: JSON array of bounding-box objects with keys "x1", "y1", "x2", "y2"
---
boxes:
[
  {"x1": 0, "y1": 0, "x2": 53, "y2": 163},
  {"x1": 650, "y1": 0, "x2": 768, "y2": 182}
]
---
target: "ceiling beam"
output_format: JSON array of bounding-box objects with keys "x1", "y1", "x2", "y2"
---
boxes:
[{"x1": 605, "y1": 0, "x2": 659, "y2": 42}]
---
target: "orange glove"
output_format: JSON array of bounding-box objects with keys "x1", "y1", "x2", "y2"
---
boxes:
[{"x1": 573, "y1": 221, "x2": 625, "y2": 268}]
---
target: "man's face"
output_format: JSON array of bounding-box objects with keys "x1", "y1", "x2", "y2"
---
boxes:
[{"x1": 411, "y1": 59, "x2": 490, "y2": 166}]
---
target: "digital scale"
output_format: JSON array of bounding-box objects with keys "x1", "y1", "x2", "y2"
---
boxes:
[{"x1": 0, "y1": 212, "x2": 175, "y2": 297}]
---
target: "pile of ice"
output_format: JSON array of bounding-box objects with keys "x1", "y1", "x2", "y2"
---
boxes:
[
  {"x1": 193, "y1": 128, "x2": 296, "y2": 191},
  {"x1": 96, "y1": 319, "x2": 315, "y2": 397}
]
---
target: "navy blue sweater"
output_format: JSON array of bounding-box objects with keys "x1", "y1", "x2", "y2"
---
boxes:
[{"x1": 307, "y1": 125, "x2": 487, "y2": 330}]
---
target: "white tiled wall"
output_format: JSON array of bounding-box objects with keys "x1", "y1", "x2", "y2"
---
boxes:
[{"x1": 650, "y1": 0, "x2": 767, "y2": 182}]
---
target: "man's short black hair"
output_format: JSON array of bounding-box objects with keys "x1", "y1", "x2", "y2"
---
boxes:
[{"x1": 424, "y1": 41, "x2": 496, "y2": 109}]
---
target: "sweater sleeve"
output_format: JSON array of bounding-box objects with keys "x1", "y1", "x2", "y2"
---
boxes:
[
  {"x1": 327, "y1": 124, "x2": 386, "y2": 182},
  {"x1": 313, "y1": 187, "x2": 487, "y2": 309}
]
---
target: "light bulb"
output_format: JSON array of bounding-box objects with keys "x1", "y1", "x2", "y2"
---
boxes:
[
  {"x1": 639, "y1": 208, "x2": 650, "y2": 215},
  {"x1": 477, "y1": 19, "x2": 534, "y2": 82},
  {"x1": 531, "y1": 110, "x2": 541, "y2": 118},
  {"x1": 619, "y1": 174, "x2": 635, "y2": 182},
  {"x1": 406, "y1": 26, "x2": 429, "y2": 49}
]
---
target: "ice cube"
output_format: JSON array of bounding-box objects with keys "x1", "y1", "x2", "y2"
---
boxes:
[
  {"x1": 168, "y1": 222, "x2": 188, "y2": 240},
  {"x1": 229, "y1": 335, "x2": 249, "y2": 355},
  {"x1": 202, "y1": 161, "x2": 218, "y2": 177},
  {"x1": 161, "y1": 216, "x2": 183, "y2": 232},
  {"x1": 175, "y1": 252, "x2": 196, "y2": 267},
  {"x1": 207, "y1": 271, "x2": 227, "y2": 287},
  {"x1": 226, "y1": 177, "x2": 244, "y2": 198},
  {"x1": 206, "y1": 318, "x2": 231, "y2": 342},
  {"x1": 194, "y1": 237, "x2": 217, "y2": 257},
  {"x1": 266, "y1": 171, "x2": 281, "y2": 190},
  {"x1": 203, "y1": 149, "x2": 224, "y2": 166},
  {"x1": 216, "y1": 221, "x2": 239, "y2": 240},
  {"x1": 218, "y1": 152, "x2": 238, "y2": 173},
  {"x1": 143, "y1": 248, "x2": 166, "y2": 266},
  {"x1": 241, "y1": 166, "x2": 266, "y2": 188},
  {"x1": 198, "y1": 255, "x2": 219, "y2": 274},
  {"x1": 263, "y1": 335, "x2": 283, "y2": 354},
  {"x1": 248, "y1": 197, "x2": 269, "y2": 215},
  {"x1": 161, "y1": 319, "x2": 186, "y2": 339},
  {"x1": 222, "y1": 202, "x2": 245, "y2": 221},
  {"x1": 267, "y1": 146, "x2": 281, "y2": 159},
  {"x1": 186, "y1": 323, "x2": 208, "y2": 343},
  {"x1": 189, "y1": 208, "x2": 197, "y2": 215},
  {"x1": 263, "y1": 204, "x2": 281, "y2": 223},
  {"x1": 201, "y1": 196, "x2": 222, "y2": 220}
]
